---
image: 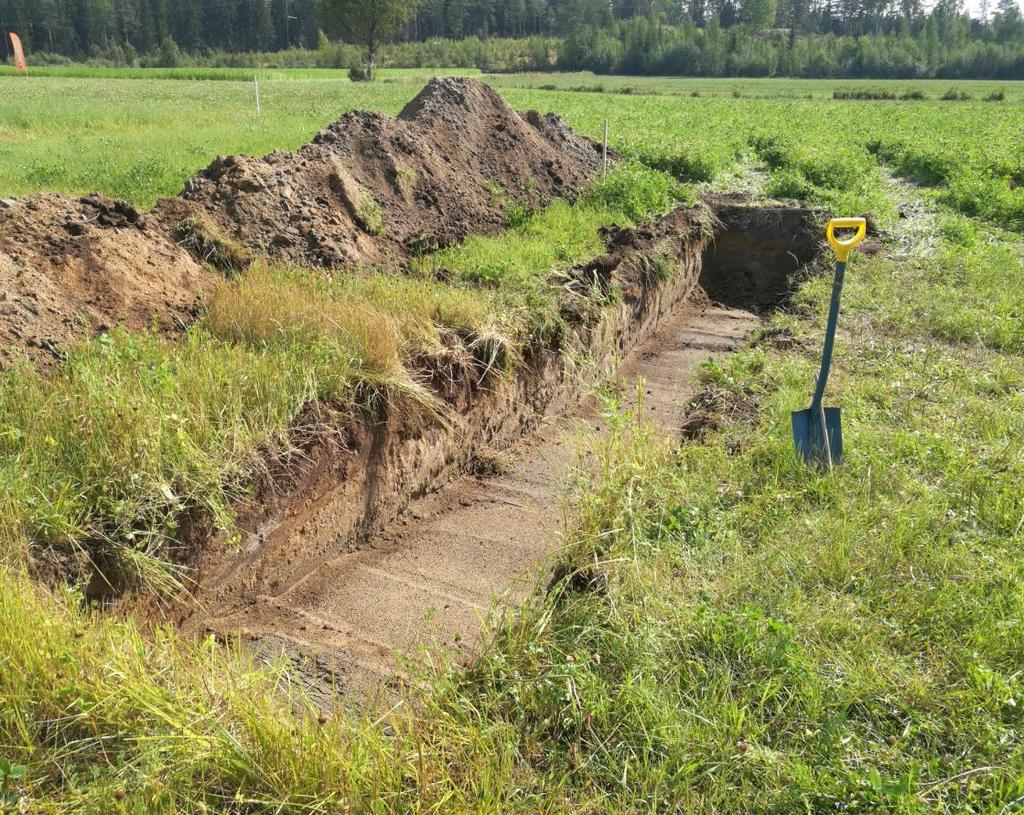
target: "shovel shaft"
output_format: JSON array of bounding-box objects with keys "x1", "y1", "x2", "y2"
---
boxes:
[{"x1": 810, "y1": 261, "x2": 846, "y2": 412}]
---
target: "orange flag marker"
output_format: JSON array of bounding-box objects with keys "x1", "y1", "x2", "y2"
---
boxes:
[{"x1": 9, "y1": 33, "x2": 26, "y2": 73}]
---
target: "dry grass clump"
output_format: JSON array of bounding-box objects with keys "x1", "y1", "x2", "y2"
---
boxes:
[
  {"x1": 204, "y1": 265, "x2": 405, "y2": 376},
  {"x1": 204, "y1": 264, "x2": 521, "y2": 379},
  {"x1": 174, "y1": 215, "x2": 255, "y2": 274},
  {"x1": 470, "y1": 446, "x2": 512, "y2": 478}
]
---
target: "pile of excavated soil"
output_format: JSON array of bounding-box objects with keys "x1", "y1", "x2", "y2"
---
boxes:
[
  {"x1": 154, "y1": 77, "x2": 605, "y2": 268},
  {"x1": 0, "y1": 78, "x2": 605, "y2": 367},
  {"x1": 0, "y1": 195, "x2": 217, "y2": 368}
]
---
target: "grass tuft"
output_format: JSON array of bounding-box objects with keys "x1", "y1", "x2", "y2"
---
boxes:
[
  {"x1": 205, "y1": 264, "x2": 404, "y2": 376},
  {"x1": 174, "y1": 216, "x2": 255, "y2": 274}
]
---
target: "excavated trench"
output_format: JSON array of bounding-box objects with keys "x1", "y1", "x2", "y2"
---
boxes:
[
  {"x1": 0, "y1": 74, "x2": 835, "y2": 712},
  {"x1": 172, "y1": 201, "x2": 824, "y2": 704},
  {"x1": 0, "y1": 76, "x2": 826, "y2": 701}
]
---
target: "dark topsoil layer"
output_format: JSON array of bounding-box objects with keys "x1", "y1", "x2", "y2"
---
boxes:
[{"x1": 0, "y1": 78, "x2": 604, "y2": 368}]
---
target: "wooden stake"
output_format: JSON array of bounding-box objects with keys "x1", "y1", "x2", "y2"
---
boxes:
[
  {"x1": 602, "y1": 119, "x2": 609, "y2": 177},
  {"x1": 254, "y1": 75, "x2": 261, "y2": 117}
]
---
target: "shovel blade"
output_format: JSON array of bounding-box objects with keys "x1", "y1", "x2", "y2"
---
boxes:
[{"x1": 791, "y1": 407, "x2": 843, "y2": 466}]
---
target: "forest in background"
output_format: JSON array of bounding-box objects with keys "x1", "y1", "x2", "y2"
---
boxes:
[{"x1": 1, "y1": 0, "x2": 1023, "y2": 79}]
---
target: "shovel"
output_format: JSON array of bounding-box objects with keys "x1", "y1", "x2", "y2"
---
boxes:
[{"x1": 792, "y1": 217, "x2": 867, "y2": 468}]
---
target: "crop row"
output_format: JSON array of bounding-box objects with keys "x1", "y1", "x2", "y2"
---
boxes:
[{"x1": 499, "y1": 88, "x2": 1024, "y2": 229}]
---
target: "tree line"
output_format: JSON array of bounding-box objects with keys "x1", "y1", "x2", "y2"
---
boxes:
[
  {"x1": 2, "y1": 0, "x2": 555, "y2": 57},
  {"x1": 1, "y1": 0, "x2": 1023, "y2": 79},
  {"x1": 561, "y1": 0, "x2": 1024, "y2": 78}
]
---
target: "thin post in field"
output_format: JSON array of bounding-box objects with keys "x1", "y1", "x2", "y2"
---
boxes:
[
  {"x1": 602, "y1": 119, "x2": 609, "y2": 177},
  {"x1": 254, "y1": 75, "x2": 261, "y2": 116}
]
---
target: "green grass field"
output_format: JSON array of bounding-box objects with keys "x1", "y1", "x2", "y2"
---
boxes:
[
  {"x1": 1, "y1": 71, "x2": 1022, "y2": 219},
  {"x1": 1, "y1": 70, "x2": 1023, "y2": 812}
]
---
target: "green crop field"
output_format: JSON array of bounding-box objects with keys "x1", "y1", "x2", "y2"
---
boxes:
[{"x1": 1, "y1": 70, "x2": 1024, "y2": 812}]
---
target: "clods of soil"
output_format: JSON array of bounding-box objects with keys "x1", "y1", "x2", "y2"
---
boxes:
[{"x1": 0, "y1": 194, "x2": 216, "y2": 368}]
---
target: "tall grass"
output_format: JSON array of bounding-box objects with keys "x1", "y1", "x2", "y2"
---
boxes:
[
  {"x1": 206, "y1": 266, "x2": 404, "y2": 374},
  {"x1": 207, "y1": 263, "x2": 517, "y2": 362},
  {"x1": 0, "y1": 567, "x2": 450, "y2": 812},
  {"x1": 0, "y1": 333, "x2": 327, "y2": 582}
]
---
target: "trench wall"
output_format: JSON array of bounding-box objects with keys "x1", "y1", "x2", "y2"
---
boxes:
[{"x1": 183, "y1": 208, "x2": 712, "y2": 613}]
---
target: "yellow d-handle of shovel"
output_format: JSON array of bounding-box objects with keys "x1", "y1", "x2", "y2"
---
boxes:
[{"x1": 826, "y1": 217, "x2": 867, "y2": 263}]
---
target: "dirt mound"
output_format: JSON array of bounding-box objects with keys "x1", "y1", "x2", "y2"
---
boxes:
[
  {"x1": 0, "y1": 78, "x2": 604, "y2": 366},
  {"x1": 154, "y1": 78, "x2": 605, "y2": 268},
  {"x1": 0, "y1": 195, "x2": 217, "y2": 368}
]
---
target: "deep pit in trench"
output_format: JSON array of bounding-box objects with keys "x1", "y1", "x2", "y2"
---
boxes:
[{"x1": 699, "y1": 201, "x2": 825, "y2": 311}]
